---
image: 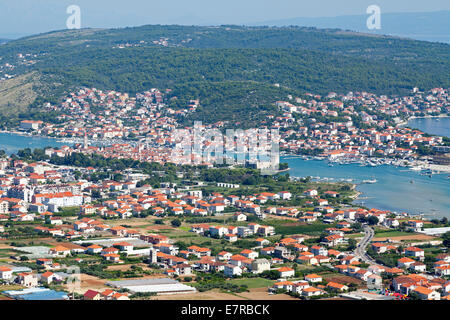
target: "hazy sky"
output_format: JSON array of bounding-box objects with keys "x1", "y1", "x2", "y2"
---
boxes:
[{"x1": 1, "y1": 0, "x2": 450, "y2": 37}]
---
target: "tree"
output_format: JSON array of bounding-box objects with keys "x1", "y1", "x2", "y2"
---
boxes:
[
  {"x1": 171, "y1": 219, "x2": 182, "y2": 227},
  {"x1": 443, "y1": 232, "x2": 450, "y2": 248},
  {"x1": 367, "y1": 216, "x2": 379, "y2": 225},
  {"x1": 347, "y1": 238, "x2": 357, "y2": 251}
]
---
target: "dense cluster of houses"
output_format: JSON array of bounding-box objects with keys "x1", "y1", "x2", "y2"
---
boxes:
[
  {"x1": 275, "y1": 88, "x2": 449, "y2": 159},
  {"x1": 0, "y1": 152, "x2": 449, "y2": 300},
  {"x1": 17, "y1": 86, "x2": 449, "y2": 167}
]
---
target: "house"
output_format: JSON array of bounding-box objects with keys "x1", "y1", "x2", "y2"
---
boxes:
[
  {"x1": 237, "y1": 226, "x2": 253, "y2": 238},
  {"x1": 110, "y1": 226, "x2": 128, "y2": 237},
  {"x1": 255, "y1": 238, "x2": 270, "y2": 247},
  {"x1": 368, "y1": 265, "x2": 386, "y2": 275},
  {"x1": 278, "y1": 191, "x2": 292, "y2": 200},
  {"x1": 409, "y1": 262, "x2": 426, "y2": 273},
  {"x1": 113, "y1": 242, "x2": 134, "y2": 252},
  {"x1": 86, "y1": 245, "x2": 103, "y2": 254},
  {"x1": 301, "y1": 286, "x2": 325, "y2": 297},
  {"x1": 209, "y1": 226, "x2": 228, "y2": 238},
  {"x1": 217, "y1": 251, "x2": 232, "y2": 261},
  {"x1": 296, "y1": 256, "x2": 318, "y2": 265},
  {"x1": 17, "y1": 273, "x2": 38, "y2": 287},
  {"x1": 257, "y1": 225, "x2": 275, "y2": 236},
  {"x1": 187, "y1": 245, "x2": 211, "y2": 257},
  {"x1": 371, "y1": 243, "x2": 389, "y2": 254},
  {"x1": 322, "y1": 234, "x2": 344, "y2": 247},
  {"x1": 272, "y1": 281, "x2": 294, "y2": 292},
  {"x1": 326, "y1": 281, "x2": 348, "y2": 292},
  {"x1": 49, "y1": 245, "x2": 71, "y2": 257},
  {"x1": 250, "y1": 259, "x2": 271, "y2": 274},
  {"x1": 354, "y1": 269, "x2": 373, "y2": 281},
  {"x1": 47, "y1": 216, "x2": 63, "y2": 225},
  {"x1": 292, "y1": 281, "x2": 310, "y2": 294},
  {"x1": 407, "y1": 220, "x2": 424, "y2": 232},
  {"x1": 233, "y1": 213, "x2": 247, "y2": 222},
  {"x1": 84, "y1": 290, "x2": 102, "y2": 300},
  {"x1": 411, "y1": 286, "x2": 440, "y2": 300},
  {"x1": 103, "y1": 253, "x2": 121, "y2": 263},
  {"x1": 404, "y1": 246, "x2": 425, "y2": 259},
  {"x1": 304, "y1": 189, "x2": 318, "y2": 197},
  {"x1": 100, "y1": 289, "x2": 116, "y2": 300},
  {"x1": 311, "y1": 246, "x2": 328, "y2": 256},
  {"x1": 315, "y1": 255, "x2": 331, "y2": 264},
  {"x1": 101, "y1": 247, "x2": 119, "y2": 256},
  {"x1": 36, "y1": 258, "x2": 53, "y2": 267},
  {"x1": 240, "y1": 249, "x2": 259, "y2": 259},
  {"x1": 224, "y1": 264, "x2": 242, "y2": 277},
  {"x1": 385, "y1": 267, "x2": 404, "y2": 276},
  {"x1": 397, "y1": 257, "x2": 416, "y2": 268},
  {"x1": 367, "y1": 274, "x2": 383, "y2": 289},
  {"x1": 304, "y1": 274, "x2": 322, "y2": 283},
  {"x1": 0, "y1": 266, "x2": 13, "y2": 280},
  {"x1": 224, "y1": 233, "x2": 238, "y2": 243},
  {"x1": 435, "y1": 265, "x2": 450, "y2": 276},
  {"x1": 174, "y1": 263, "x2": 192, "y2": 276},
  {"x1": 112, "y1": 292, "x2": 129, "y2": 300},
  {"x1": 278, "y1": 267, "x2": 295, "y2": 278},
  {"x1": 40, "y1": 271, "x2": 61, "y2": 284}
]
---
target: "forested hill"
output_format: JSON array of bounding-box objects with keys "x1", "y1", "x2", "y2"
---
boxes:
[{"x1": 0, "y1": 25, "x2": 449, "y2": 125}]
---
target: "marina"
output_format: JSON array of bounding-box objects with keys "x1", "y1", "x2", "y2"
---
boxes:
[{"x1": 283, "y1": 157, "x2": 450, "y2": 218}]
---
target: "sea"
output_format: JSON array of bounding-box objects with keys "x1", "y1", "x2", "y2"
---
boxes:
[
  {"x1": 283, "y1": 117, "x2": 450, "y2": 218},
  {"x1": 406, "y1": 117, "x2": 450, "y2": 138},
  {"x1": 0, "y1": 132, "x2": 66, "y2": 155}
]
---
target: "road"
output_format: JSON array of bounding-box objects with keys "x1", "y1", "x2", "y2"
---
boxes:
[{"x1": 354, "y1": 225, "x2": 377, "y2": 264}]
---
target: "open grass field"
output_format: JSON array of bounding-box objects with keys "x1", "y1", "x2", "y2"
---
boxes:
[
  {"x1": 373, "y1": 230, "x2": 416, "y2": 237},
  {"x1": 265, "y1": 219, "x2": 334, "y2": 236},
  {"x1": 227, "y1": 278, "x2": 275, "y2": 289}
]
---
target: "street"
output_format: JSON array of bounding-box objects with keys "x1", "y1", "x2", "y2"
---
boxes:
[{"x1": 354, "y1": 225, "x2": 377, "y2": 264}]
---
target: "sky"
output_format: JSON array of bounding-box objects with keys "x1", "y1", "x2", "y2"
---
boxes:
[{"x1": 0, "y1": 0, "x2": 450, "y2": 38}]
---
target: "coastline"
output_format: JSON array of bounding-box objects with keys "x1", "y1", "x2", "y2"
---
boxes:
[
  {"x1": 397, "y1": 113, "x2": 450, "y2": 127},
  {"x1": 0, "y1": 130, "x2": 64, "y2": 141}
]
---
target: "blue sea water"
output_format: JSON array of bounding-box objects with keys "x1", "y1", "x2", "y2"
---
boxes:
[
  {"x1": 283, "y1": 117, "x2": 450, "y2": 217},
  {"x1": 283, "y1": 158, "x2": 449, "y2": 217},
  {"x1": 406, "y1": 117, "x2": 450, "y2": 138},
  {"x1": 0, "y1": 132, "x2": 66, "y2": 155}
]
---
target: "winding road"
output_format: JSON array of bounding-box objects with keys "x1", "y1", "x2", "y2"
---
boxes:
[{"x1": 354, "y1": 225, "x2": 377, "y2": 264}]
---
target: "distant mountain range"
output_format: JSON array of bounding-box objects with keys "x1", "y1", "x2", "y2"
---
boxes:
[{"x1": 251, "y1": 11, "x2": 450, "y2": 43}]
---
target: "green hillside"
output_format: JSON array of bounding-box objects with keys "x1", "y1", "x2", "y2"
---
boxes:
[{"x1": 0, "y1": 25, "x2": 449, "y2": 126}]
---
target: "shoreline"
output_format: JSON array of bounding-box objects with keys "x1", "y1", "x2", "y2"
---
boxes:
[{"x1": 397, "y1": 113, "x2": 450, "y2": 128}]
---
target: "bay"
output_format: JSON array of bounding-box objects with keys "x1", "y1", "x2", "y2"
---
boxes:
[
  {"x1": 0, "y1": 132, "x2": 66, "y2": 155},
  {"x1": 283, "y1": 157, "x2": 449, "y2": 218},
  {"x1": 406, "y1": 117, "x2": 450, "y2": 138}
]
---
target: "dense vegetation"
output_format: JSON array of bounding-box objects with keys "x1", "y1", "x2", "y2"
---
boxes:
[{"x1": 1, "y1": 25, "x2": 449, "y2": 125}]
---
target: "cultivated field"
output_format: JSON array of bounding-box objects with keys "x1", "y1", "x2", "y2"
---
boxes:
[
  {"x1": 153, "y1": 288, "x2": 296, "y2": 300},
  {"x1": 373, "y1": 234, "x2": 437, "y2": 241}
]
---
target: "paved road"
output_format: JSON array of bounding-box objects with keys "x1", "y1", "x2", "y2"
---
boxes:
[{"x1": 354, "y1": 225, "x2": 377, "y2": 264}]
